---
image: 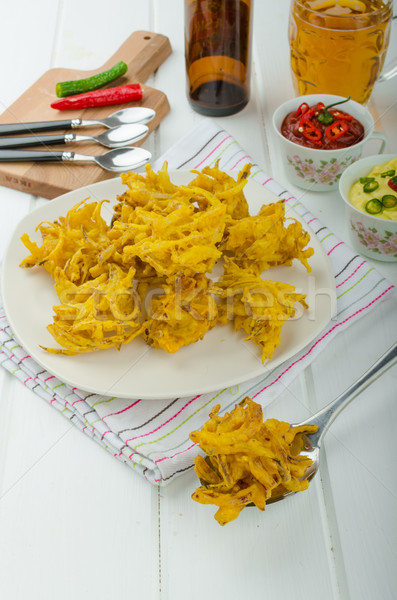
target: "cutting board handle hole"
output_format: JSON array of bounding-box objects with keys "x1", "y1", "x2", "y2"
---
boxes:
[{"x1": 144, "y1": 35, "x2": 151, "y2": 40}]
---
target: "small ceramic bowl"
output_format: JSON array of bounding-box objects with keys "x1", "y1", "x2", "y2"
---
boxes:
[
  {"x1": 272, "y1": 94, "x2": 387, "y2": 192},
  {"x1": 339, "y1": 154, "x2": 397, "y2": 262}
]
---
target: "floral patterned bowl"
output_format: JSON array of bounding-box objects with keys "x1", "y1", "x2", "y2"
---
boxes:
[
  {"x1": 272, "y1": 94, "x2": 387, "y2": 192},
  {"x1": 339, "y1": 154, "x2": 397, "y2": 262}
]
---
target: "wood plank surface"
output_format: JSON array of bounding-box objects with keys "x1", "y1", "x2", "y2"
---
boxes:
[{"x1": 0, "y1": 30, "x2": 171, "y2": 198}]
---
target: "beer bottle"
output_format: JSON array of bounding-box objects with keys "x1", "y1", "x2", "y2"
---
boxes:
[{"x1": 185, "y1": 0, "x2": 253, "y2": 116}]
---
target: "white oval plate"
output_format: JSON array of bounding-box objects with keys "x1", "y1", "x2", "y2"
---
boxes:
[{"x1": 1, "y1": 171, "x2": 336, "y2": 399}]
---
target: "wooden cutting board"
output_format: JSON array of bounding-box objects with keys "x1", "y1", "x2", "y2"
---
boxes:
[{"x1": 0, "y1": 31, "x2": 171, "y2": 199}]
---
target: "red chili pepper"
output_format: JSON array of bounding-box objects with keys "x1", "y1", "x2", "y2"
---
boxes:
[
  {"x1": 296, "y1": 102, "x2": 309, "y2": 117},
  {"x1": 298, "y1": 118, "x2": 322, "y2": 142},
  {"x1": 325, "y1": 120, "x2": 349, "y2": 141},
  {"x1": 388, "y1": 176, "x2": 397, "y2": 192},
  {"x1": 316, "y1": 102, "x2": 325, "y2": 112},
  {"x1": 305, "y1": 107, "x2": 316, "y2": 119},
  {"x1": 51, "y1": 84, "x2": 143, "y2": 110},
  {"x1": 329, "y1": 109, "x2": 353, "y2": 122}
]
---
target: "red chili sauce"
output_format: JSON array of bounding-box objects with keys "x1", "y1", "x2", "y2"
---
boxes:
[{"x1": 281, "y1": 102, "x2": 365, "y2": 150}]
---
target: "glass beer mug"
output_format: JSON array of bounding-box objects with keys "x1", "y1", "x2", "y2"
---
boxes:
[{"x1": 288, "y1": 0, "x2": 395, "y2": 104}]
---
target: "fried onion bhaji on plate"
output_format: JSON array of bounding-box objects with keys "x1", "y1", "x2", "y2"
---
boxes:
[
  {"x1": 220, "y1": 199, "x2": 314, "y2": 275},
  {"x1": 20, "y1": 162, "x2": 314, "y2": 356},
  {"x1": 190, "y1": 397, "x2": 318, "y2": 525},
  {"x1": 142, "y1": 274, "x2": 218, "y2": 353},
  {"x1": 214, "y1": 259, "x2": 308, "y2": 362}
]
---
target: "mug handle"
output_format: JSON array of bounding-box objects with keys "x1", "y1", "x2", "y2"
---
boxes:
[
  {"x1": 378, "y1": 15, "x2": 397, "y2": 82},
  {"x1": 378, "y1": 63, "x2": 397, "y2": 82},
  {"x1": 366, "y1": 131, "x2": 387, "y2": 154}
]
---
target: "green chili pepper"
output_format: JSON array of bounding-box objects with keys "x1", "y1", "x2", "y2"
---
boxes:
[
  {"x1": 56, "y1": 61, "x2": 128, "y2": 98},
  {"x1": 381, "y1": 194, "x2": 397, "y2": 208},
  {"x1": 363, "y1": 180, "x2": 379, "y2": 193},
  {"x1": 317, "y1": 96, "x2": 351, "y2": 125},
  {"x1": 380, "y1": 169, "x2": 396, "y2": 178},
  {"x1": 365, "y1": 199, "x2": 383, "y2": 215},
  {"x1": 359, "y1": 177, "x2": 375, "y2": 184},
  {"x1": 316, "y1": 111, "x2": 334, "y2": 125}
]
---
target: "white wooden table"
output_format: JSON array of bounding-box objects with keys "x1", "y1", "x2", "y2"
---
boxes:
[{"x1": 0, "y1": 2, "x2": 396, "y2": 599}]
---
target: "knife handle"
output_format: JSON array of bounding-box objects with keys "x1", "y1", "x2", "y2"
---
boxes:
[
  {"x1": 0, "y1": 120, "x2": 80, "y2": 135},
  {"x1": 0, "y1": 149, "x2": 66, "y2": 162},
  {"x1": 0, "y1": 134, "x2": 70, "y2": 149}
]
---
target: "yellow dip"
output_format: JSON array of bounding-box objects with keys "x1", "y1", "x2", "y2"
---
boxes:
[{"x1": 349, "y1": 158, "x2": 397, "y2": 221}]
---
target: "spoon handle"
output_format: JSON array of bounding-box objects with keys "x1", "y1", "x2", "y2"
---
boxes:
[
  {"x1": 0, "y1": 149, "x2": 67, "y2": 162},
  {"x1": 299, "y1": 342, "x2": 397, "y2": 446},
  {"x1": 0, "y1": 134, "x2": 74, "y2": 148},
  {"x1": 0, "y1": 120, "x2": 81, "y2": 135}
]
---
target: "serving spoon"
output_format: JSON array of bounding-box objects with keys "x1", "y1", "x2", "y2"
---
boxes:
[
  {"x1": 268, "y1": 342, "x2": 397, "y2": 505},
  {"x1": 0, "y1": 146, "x2": 152, "y2": 172},
  {"x1": 0, "y1": 107, "x2": 156, "y2": 136}
]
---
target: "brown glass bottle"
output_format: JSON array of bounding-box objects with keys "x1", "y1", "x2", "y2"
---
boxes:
[{"x1": 185, "y1": 0, "x2": 253, "y2": 116}]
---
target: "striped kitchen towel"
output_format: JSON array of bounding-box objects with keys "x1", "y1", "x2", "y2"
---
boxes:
[{"x1": 0, "y1": 119, "x2": 394, "y2": 485}]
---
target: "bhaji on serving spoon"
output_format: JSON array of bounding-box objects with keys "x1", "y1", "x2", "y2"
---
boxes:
[{"x1": 190, "y1": 343, "x2": 397, "y2": 525}]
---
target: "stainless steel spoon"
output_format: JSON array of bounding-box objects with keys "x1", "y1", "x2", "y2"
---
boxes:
[
  {"x1": 0, "y1": 107, "x2": 156, "y2": 136},
  {"x1": 268, "y1": 342, "x2": 397, "y2": 505},
  {"x1": 0, "y1": 146, "x2": 152, "y2": 172},
  {"x1": 0, "y1": 123, "x2": 149, "y2": 149}
]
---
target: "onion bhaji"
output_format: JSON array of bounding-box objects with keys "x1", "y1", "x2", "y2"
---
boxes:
[
  {"x1": 143, "y1": 274, "x2": 218, "y2": 353},
  {"x1": 43, "y1": 264, "x2": 143, "y2": 355},
  {"x1": 215, "y1": 260, "x2": 308, "y2": 362},
  {"x1": 190, "y1": 397, "x2": 318, "y2": 525},
  {"x1": 221, "y1": 200, "x2": 314, "y2": 275},
  {"x1": 20, "y1": 162, "x2": 314, "y2": 356}
]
